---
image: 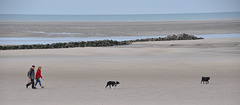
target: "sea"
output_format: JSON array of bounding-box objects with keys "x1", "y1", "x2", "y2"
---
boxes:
[
  {"x1": 0, "y1": 12, "x2": 240, "y2": 45},
  {"x1": 0, "y1": 12, "x2": 240, "y2": 21}
]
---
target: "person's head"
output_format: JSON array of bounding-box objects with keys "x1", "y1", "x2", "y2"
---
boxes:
[
  {"x1": 38, "y1": 66, "x2": 42, "y2": 70},
  {"x1": 32, "y1": 65, "x2": 35, "y2": 69}
]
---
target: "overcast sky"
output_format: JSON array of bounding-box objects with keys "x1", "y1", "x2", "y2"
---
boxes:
[{"x1": 0, "y1": 0, "x2": 239, "y2": 14}]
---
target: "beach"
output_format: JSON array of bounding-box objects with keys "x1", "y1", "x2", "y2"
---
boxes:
[
  {"x1": 1, "y1": 0, "x2": 240, "y2": 104},
  {"x1": 1, "y1": 19, "x2": 240, "y2": 105},
  {"x1": 0, "y1": 37, "x2": 240, "y2": 105},
  {"x1": 1, "y1": 20, "x2": 240, "y2": 37}
]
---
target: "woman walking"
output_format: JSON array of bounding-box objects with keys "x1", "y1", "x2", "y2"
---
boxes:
[{"x1": 35, "y1": 66, "x2": 44, "y2": 88}]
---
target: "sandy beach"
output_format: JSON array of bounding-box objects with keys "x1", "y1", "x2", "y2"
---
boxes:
[
  {"x1": 1, "y1": 20, "x2": 240, "y2": 37},
  {"x1": 1, "y1": 0, "x2": 240, "y2": 104},
  {"x1": 0, "y1": 37, "x2": 240, "y2": 105}
]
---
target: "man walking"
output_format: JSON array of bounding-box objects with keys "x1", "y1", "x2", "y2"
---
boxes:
[{"x1": 26, "y1": 65, "x2": 36, "y2": 89}]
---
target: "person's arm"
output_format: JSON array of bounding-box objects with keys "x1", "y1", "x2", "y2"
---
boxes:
[
  {"x1": 27, "y1": 69, "x2": 31, "y2": 78},
  {"x1": 30, "y1": 69, "x2": 34, "y2": 79}
]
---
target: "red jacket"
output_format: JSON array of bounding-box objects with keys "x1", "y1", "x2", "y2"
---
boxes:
[{"x1": 35, "y1": 69, "x2": 42, "y2": 79}]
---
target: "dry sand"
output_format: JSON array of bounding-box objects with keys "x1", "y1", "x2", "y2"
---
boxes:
[
  {"x1": 1, "y1": 20, "x2": 240, "y2": 37},
  {"x1": 0, "y1": 38, "x2": 240, "y2": 105}
]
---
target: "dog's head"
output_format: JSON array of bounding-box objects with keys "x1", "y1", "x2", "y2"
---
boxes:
[{"x1": 116, "y1": 81, "x2": 120, "y2": 84}]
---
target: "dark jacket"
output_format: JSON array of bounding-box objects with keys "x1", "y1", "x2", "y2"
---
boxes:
[{"x1": 27, "y1": 68, "x2": 35, "y2": 79}]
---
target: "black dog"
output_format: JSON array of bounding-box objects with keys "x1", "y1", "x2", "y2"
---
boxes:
[
  {"x1": 201, "y1": 77, "x2": 210, "y2": 84},
  {"x1": 105, "y1": 81, "x2": 120, "y2": 89}
]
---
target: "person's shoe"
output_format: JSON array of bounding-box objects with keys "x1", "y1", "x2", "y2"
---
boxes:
[
  {"x1": 26, "y1": 84, "x2": 28, "y2": 89},
  {"x1": 32, "y1": 87, "x2": 37, "y2": 89},
  {"x1": 41, "y1": 86, "x2": 44, "y2": 88}
]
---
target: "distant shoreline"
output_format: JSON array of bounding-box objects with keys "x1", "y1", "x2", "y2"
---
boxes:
[
  {"x1": 0, "y1": 12, "x2": 240, "y2": 21},
  {"x1": 0, "y1": 19, "x2": 240, "y2": 23}
]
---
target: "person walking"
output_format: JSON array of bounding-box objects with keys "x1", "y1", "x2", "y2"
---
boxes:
[
  {"x1": 26, "y1": 65, "x2": 36, "y2": 89},
  {"x1": 35, "y1": 66, "x2": 44, "y2": 88}
]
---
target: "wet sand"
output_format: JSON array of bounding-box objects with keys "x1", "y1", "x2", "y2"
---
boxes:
[
  {"x1": 0, "y1": 38, "x2": 240, "y2": 105},
  {"x1": 1, "y1": 20, "x2": 240, "y2": 37}
]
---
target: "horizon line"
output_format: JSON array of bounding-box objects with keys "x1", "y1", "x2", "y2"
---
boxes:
[{"x1": 0, "y1": 11, "x2": 240, "y2": 15}]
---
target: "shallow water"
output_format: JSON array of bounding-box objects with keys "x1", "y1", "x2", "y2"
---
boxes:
[
  {"x1": 0, "y1": 33, "x2": 240, "y2": 45},
  {"x1": 0, "y1": 36, "x2": 161, "y2": 45}
]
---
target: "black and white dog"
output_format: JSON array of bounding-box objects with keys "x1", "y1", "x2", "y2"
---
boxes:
[
  {"x1": 105, "y1": 81, "x2": 120, "y2": 89},
  {"x1": 201, "y1": 77, "x2": 210, "y2": 84}
]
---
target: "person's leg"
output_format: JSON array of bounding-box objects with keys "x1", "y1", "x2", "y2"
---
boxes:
[
  {"x1": 26, "y1": 81, "x2": 31, "y2": 88},
  {"x1": 35, "y1": 79, "x2": 40, "y2": 86},
  {"x1": 38, "y1": 79, "x2": 42, "y2": 86},
  {"x1": 31, "y1": 79, "x2": 35, "y2": 88},
  {"x1": 35, "y1": 79, "x2": 38, "y2": 86}
]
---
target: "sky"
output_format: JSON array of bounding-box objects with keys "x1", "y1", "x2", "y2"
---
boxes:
[{"x1": 0, "y1": 0, "x2": 239, "y2": 14}]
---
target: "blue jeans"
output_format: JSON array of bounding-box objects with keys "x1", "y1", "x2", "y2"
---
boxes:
[{"x1": 35, "y1": 78, "x2": 42, "y2": 86}]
